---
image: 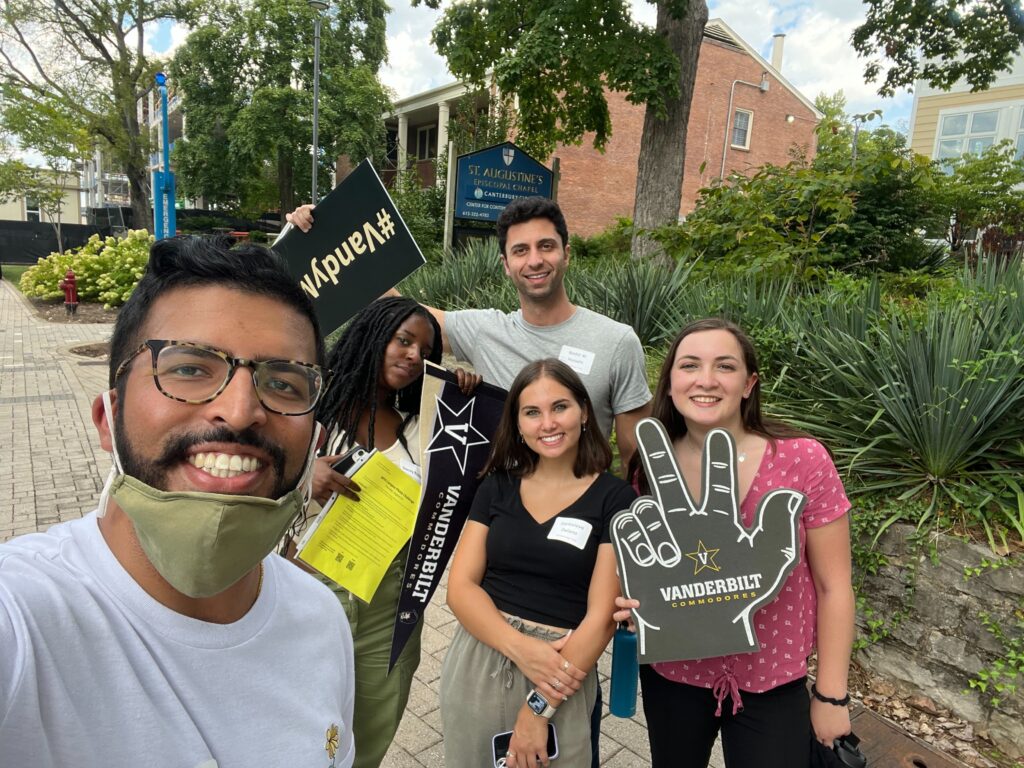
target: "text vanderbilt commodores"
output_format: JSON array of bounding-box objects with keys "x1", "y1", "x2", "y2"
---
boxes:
[{"x1": 659, "y1": 573, "x2": 764, "y2": 605}]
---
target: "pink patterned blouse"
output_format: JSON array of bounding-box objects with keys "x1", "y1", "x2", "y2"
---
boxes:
[{"x1": 652, "y1": 437, "x2": 850, "y2": 714}]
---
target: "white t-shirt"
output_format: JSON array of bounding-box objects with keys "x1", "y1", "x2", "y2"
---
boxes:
[{"x1": 0, "y1": 512, "x2": 355, "y2": 768}]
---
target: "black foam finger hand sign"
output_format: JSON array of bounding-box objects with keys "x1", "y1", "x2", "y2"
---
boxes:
[{"x1": 611, "y1": 419, "x2": 805, "y2": 664}]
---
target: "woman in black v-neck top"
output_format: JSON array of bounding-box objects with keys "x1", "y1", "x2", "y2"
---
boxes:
[{"x1": 440, "y1": 359, "x2": 637, "y2": 768}]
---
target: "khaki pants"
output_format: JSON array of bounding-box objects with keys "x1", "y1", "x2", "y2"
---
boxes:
[{"x1": 439, "y1": 617, "x2": 597, "y2": 768}]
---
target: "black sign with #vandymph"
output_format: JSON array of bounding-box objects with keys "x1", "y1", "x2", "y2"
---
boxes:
[{"x1": 273, "y1": 159, "x2": 425, "y2": 335}]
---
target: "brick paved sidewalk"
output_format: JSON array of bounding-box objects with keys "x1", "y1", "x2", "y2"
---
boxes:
[
  {"x1": 0, "y1": 279, "x2": 722, "y2": 767},
  {"x1": 0, "y1": 281, "x2": 114, "y2": 540}
]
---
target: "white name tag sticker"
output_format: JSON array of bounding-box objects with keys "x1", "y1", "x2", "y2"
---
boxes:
[
  {"x1": 548, "y1": 517, "x2": 593, "y2": 550},
  {"x1": 559, "y1": 345, "x2": 595, "y2": 375},
  {"x1": 399, "y1": 459, "x2": 421, "y2": 483}
]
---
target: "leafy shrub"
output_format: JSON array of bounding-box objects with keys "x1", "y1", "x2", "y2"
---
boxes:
[
  {"x1": 181, "y1": 215, "x2": 232, "y2": 233},
  {"x1": 569, "y1": 217, "x2": 633, "y2": 261},
  {"x1": 399, "y1": 237, "x2": 517, "y2": 312},
  {"x1": 660, "y1": 163, "x2": 856, "y2": 274},
  {"x1": 771, "y1": 289, "x2": 1024, "y2": 547},
  {"x1": 388, "y1": 170, "x2": 447, "y2": 252},
  {"x1": 20, "y1": 230, "x2": 154, "y2": 307},
  {"x1": 570, "y1": 259, "x2": 696, "y2": 347}
]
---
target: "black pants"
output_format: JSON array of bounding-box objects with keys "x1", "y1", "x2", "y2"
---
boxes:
[{"x1": 640, "y1": 665, "x2": 810, "y2": 768}]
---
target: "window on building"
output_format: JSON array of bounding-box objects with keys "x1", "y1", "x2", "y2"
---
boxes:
[
  {"x1": 1017, "y1": 111, "x2": 1024, "y2": 161},
  {"x1": 731, "y1": 109, "x2": 752, "y2": 150},
  {"x1": 936, "y1": 110, "x2": 998, "y2": 163},
  {"x1": 25, "y1": 196, "x2": 40, "y2": 223},
  {"x1": 416, "y1": 125, "x2": 438, "y2": 160}
]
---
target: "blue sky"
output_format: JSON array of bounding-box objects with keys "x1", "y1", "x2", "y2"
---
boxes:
[{"x1": 148, "y1": 0, "x2": 913, "y2": 130}]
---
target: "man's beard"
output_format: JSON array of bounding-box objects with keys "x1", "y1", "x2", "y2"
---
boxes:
[{"x1": 114, "y1": 413, "x2": 302, "y2": 499}]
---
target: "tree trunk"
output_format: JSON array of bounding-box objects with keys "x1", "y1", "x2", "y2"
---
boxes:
[
  {"x1": 127, "y1": 160, "x2": 152, "y2": 233},
  {"x1": 112, "y1": 78, "x2": 154, "y2": 234},
  {"x1": 630, "y1": 0, "x2": 708, "y2": 261},
  {"x1": 278, "y1": 147, "x2": 294, "y2": 226},
  {"x1": 52, "y1": 220, "x2": 63, "y2": 255}
]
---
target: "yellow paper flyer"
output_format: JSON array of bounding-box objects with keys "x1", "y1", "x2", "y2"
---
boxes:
[{"x1": 297, "y1": 451, "x2": 420, "y2": 602}]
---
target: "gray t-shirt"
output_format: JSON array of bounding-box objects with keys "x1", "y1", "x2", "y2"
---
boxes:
[{"x1": 445, "y1": 306, "x2": 651, "y2": 437}]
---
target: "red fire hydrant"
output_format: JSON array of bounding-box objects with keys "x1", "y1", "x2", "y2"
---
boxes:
[{"x1": 59, "y1": 269, "x2": 79, "y2": 317}]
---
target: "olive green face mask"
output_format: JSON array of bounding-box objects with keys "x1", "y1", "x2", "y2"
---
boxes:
[{"x1": 98, "y1": 391, "x2": 319, "y2": 599}]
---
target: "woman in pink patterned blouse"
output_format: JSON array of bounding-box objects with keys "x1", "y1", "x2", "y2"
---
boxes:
[{"x1": 616, "y1": 318, "x2": 855, "y2": 768}]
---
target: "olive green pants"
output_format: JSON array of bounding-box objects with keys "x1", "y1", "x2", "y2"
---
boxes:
[
  {"x1": 322, "y1": 551, "x2": 423, "y2": 768},
  {"x1": 439, "y1": 617, "x2": 597, "y2": 768}
]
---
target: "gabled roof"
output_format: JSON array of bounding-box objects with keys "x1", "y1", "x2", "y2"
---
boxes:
[{"x1": 705, "y1": 18, "x2": 823, "y2": 119}]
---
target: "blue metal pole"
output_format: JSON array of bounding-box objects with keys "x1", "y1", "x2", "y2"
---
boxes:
[
  {"x1": 159, "y1": 80, "x2": 176, "y2": 237},
  {"x1": 153, "y1": 72, "x2": 177, "y2": 239}
]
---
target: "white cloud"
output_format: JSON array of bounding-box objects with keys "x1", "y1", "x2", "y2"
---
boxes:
[
  {"x1": 380, "y1": 4, "x2": 452, "y2": 99},
  {"x1": 144, "y1": 20, "x2": 191, "y2": 62}
]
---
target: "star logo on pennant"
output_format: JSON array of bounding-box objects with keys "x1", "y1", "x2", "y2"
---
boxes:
[
  {"x1": 425, "y1": 395, "x2": 490, "y2": 473},
  {"x1": 686, "y1": 540, "x2": 721, "y2": 575}
]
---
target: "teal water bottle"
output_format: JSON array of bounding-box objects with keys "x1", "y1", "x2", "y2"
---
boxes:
[{"x1": 608, "y1": 622, "x2": 638, "y2": 717}]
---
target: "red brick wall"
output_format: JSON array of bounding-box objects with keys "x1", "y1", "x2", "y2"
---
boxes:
[{"x1": 552, "y1": 39, "x2": 818, "y2": 239}]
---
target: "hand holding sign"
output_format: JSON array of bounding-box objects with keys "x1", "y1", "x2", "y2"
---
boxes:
[{"x1": 610, "y1": 419, "x2": 804, "y2": 664}]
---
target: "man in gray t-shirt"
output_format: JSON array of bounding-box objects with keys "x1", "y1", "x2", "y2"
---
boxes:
[
  {"x1": 289, "y1": 196, "x2": 652, "y2": 466},
  {"x1": 445, "y1": 305, "x2": 649, "y2": 444}
]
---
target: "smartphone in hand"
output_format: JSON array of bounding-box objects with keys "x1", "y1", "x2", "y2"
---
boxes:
[
  {"x1": 330, "y1": 445, "x2": 371, "y2": 477},
  {"x1": 492, "y1": 724, "x2": 558, "y2": 768}
]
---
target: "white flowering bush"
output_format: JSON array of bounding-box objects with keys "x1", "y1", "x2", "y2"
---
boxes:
[{"x1": 20, "y1": 230, "x2": 153, "y2": 307}]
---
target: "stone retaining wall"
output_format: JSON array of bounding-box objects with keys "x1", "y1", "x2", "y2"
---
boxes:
[{"x1": 855, "y1": 524, "x2": 1023, "y2": 759}]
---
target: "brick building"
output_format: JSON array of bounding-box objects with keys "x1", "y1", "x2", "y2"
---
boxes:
[{"x1": 383, "y1": 19, "x2": 821, "y2": 238}]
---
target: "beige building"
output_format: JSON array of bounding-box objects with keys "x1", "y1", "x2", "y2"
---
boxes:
[
  {"x1": 909, "y1": 51, "x2": 1024, "y2": 163},
  {"x1": 0, "y1": 169, "x2": 83, "y2": 224}
]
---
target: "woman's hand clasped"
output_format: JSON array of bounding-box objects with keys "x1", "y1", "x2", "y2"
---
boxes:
[{"x1": 510, "y1": 634, "x2": 584, "y2": 705}]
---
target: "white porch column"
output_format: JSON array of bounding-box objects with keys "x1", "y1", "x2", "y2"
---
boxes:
[
  {"x1": 437, "y1": 100, "x2": 450, "y2": 184},
  {"x1": 397, "y1": 114, "x2": 409, "y2": 174}
]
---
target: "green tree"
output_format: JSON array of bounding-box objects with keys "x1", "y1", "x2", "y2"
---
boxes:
[
  {"x1": 934, "y1": 142, "x2": 1024, "y2": 251},
  {"x1": 447, "y1": 92, "x2": 516, "y2": 158},
  {"x1": 171, "y1": 0, "x2": 391, "y2": 221},
  {"x1": 668, "y1": 162, "x2": 856, "y2": 274},
  {"x1": 0, "y1": 0, "x2": 200, "y2": 232},
  {"x1": 853, "y1": 0, "x2": 1024, "y2": 97},
  {"x1": 417, "y1": 0, "x2": 708, "y2": 260},
  {"x1": 828, "y1": 127, "x2": 942, "y2": 270},
  {"x1": 0, "y1": 94, "x2": 91, "y2": 253}
]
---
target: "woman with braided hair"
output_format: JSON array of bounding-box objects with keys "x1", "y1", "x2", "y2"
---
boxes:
[{"x1": 305, "y1": 296, "x2": 480, "y2": 768}]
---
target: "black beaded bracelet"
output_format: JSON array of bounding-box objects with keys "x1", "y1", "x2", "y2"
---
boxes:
[{"x1": 811, "y1": 683, "x2": 850, "y2": 706}]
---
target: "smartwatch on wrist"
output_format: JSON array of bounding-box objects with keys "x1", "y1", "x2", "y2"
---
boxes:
[{"x1": 526, "y1": 688, "x2": 557, "y2": 718}]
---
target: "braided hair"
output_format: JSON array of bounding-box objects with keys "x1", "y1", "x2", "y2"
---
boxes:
[{"x1": 315, "y1": 297, "x2": 442, "y2": 454}]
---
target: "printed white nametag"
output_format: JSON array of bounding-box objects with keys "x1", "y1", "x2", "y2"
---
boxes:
[
  {"x1": 400, "y1": 459, "x2": 421, "y2": 483},
  {"x1": 548, "y1": 517, "x2": 593, "y2": 550},
  {"x1": 559, "y1": 345, "x2": 595, "y2": 375}
]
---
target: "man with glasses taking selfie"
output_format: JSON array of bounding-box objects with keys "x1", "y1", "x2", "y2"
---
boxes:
[{"x1": 0, "y1": 237, "x2": 355, "y2": 767}]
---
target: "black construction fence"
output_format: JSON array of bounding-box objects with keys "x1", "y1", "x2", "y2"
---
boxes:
[
  {"x1": 0, "y1": 208, "x2": 284, "y2": 267},
  {"x1": 0, "y1": 221, "x2": 111, "y2": 265}
]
